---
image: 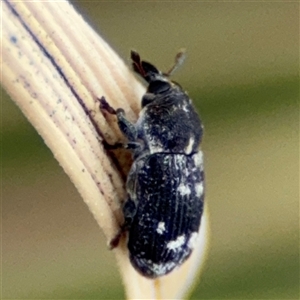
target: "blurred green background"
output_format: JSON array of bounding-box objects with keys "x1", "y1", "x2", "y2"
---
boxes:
[{"x1": 2, "y1": 2, "x2": 299, "y2": 299}]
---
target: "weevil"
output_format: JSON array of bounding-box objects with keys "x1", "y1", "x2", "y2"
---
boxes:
[{"x1": 100, "y1": 50, "x2": 204, "y2": 278}]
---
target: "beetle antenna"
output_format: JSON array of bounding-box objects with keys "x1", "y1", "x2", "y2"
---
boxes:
[{"x1": 163, "y1": 48, "x2": 186, "y2": 77}]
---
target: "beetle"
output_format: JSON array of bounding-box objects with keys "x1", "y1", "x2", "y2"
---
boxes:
[{"x1": 100, "y1": 50, "x2": 204, "y2": 278}]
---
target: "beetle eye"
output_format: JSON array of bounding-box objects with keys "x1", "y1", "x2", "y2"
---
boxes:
[
  {"x1": 147, "y1": 80, "x2": 171, "y2": 94},
  {"x1": 141, "y1": 93, "x2": 155, "y2": 107}
]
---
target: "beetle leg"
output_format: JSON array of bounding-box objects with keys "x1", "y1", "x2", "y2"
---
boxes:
[
  {"x1": 99, "y1": 96, "x2": 137, "y2": 142},
  {"x1": 108, "y1": 197, "x2": 137, "y2": 250}
]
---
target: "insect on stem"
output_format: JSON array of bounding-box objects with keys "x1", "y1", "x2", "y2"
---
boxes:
[{"x1": 100, "y1": 50, "x2": 204, "y2": 279}]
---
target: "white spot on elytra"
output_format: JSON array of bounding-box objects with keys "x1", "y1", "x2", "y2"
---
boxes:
[
  {"x1": 176, "y1": 155, "x2": 186, "y2": 165},
  {"x1": 195, "y1": 181, "x2": 204, "y2": 198},
  {"x1": 156, "y1": 222, "x2": 166, "y2": 234},
  {"x1": 187, "y1": 232, "x2": 198, "y2": 249},
  {"x1": 193, "y1": 150, "x2": 204, "y2": 170},
  {"x1": 177, "y1": 183, "x2": 191, "y2": 196},
  {"x1": 182, "y1": 103, "x2": 189, "y2": 112},
  {"x1": 167, "y1": 235, "x2": 186, "y2": 251},
  {"x1": 149, "y1": 261, "x2": 177, "y2": 276}
]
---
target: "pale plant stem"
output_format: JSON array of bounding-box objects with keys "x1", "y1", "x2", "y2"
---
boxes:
[{"x1": 1, "y1": 1, "x2": 209, "y2": 299}]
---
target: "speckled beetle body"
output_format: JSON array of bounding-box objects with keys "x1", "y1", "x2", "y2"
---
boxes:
[{"x1": 100, "y1": 50, "x2": 204, "y2": 278}]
